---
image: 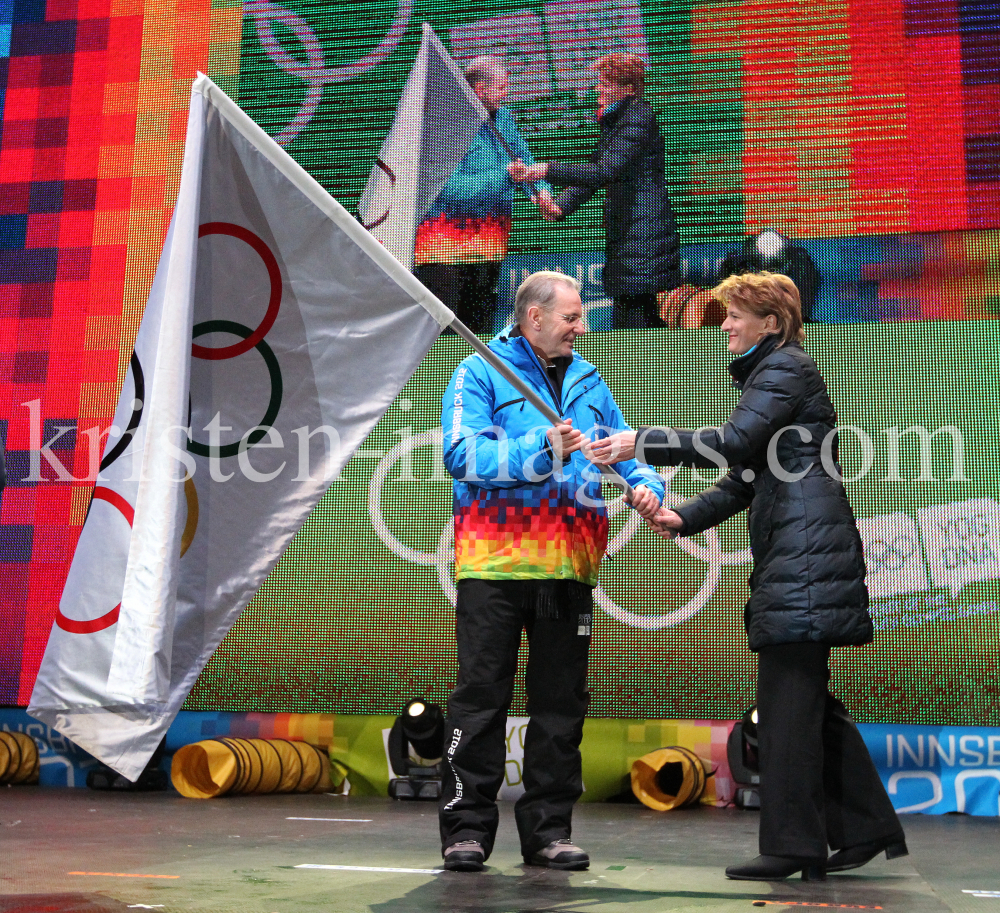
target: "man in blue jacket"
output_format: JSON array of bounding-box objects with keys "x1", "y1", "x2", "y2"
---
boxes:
[
  {"x1": 414, "y1": 56, "x2": 554, "y2": 334},
  {"x1": 439, "y1": 271, "x2": 664, "y2": 872}
]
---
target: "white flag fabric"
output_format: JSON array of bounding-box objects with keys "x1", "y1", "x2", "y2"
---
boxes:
[
  {"x1": 28, "y1": 73, "x2": 452, "y2": 780},
  {"x1": 357, "y1": 22, "x2": 489, "y2": 268}
]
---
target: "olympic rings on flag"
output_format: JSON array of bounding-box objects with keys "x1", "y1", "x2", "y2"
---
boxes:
[
  {"x1": 99, "y1": 351, "x2": 144, "y2": 471},
  {"x1": 368, "y1": 430, "x2": 752, "y2": 628},
  {"x1": 193, "y1": 223, "x2": 282, "y2": 360},
  {"x1": 55, "y1": 488, "x2": 134, "y2": 634},
  {"x1": 181, "y1": 477, "x2": 199, "y2": 557},
  {"x1": 57, "y1": 478, "x2": 200, "y2": 636},
  {"x1": 246, "y1": 0, "x2": 413, "y2": 146},
  {"x1": 187, "y1": 320, "x2": 283, "y2": 459}
]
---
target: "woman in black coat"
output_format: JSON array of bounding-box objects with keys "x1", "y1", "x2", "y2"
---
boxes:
[
  {"x1": 589, "y1": 272, "x2": 906, "y2": 881},
  {"x1": 508, "y1": 53, "x2": 680, "y2": 328}
]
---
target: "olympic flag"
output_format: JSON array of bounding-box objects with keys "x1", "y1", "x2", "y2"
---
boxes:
[
  {"x1": 357, "y1": 22, "x2": 490, "y2": 268},
  {"x1": 28, "y1": 74, "x2": 452, "y2": 780}
]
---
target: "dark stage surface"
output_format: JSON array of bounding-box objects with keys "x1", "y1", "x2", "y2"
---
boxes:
[{"x1": 1, "y1": 791, "x2": 997, "y2": 912}]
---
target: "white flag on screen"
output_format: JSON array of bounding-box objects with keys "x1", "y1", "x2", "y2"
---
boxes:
[
  {"x1": 357, "y1": 22, "x2": 489, "y2": 268},
  {"x1": 28, "y1": 73, "x2": 452, "y2": 780}
]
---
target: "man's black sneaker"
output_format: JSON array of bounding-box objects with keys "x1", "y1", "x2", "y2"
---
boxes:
[
  {"x1": 525, "y1": 839, "x2": 589, "y2": 870},
  {"x1": 443, "y1": 840, "x2": 486, "y2": 872}
]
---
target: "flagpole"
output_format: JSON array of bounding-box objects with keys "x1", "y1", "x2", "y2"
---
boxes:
[{"x1": 448, "y1": 317, "x2": 634, "y2": 498}]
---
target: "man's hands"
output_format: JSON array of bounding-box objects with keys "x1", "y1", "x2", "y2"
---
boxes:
[
  {"x1": 509, "y1": 158, "x2": 561, "y2": 220},
  {"x1": 546, "y1": 419, "x2": 586, "y2": 461},
  {"x1": 508, "y1": 159, "x2": 548, "y2": 183},
  {"x1": 585, "y1": 430, "x2": 637, "y2": 465},
  {"x1": 548, "y1": 425, "x2": 663, "y2": 523},
  {"x1": 627, "y1": 484, "x2": 660, "y2": 520},
  {"x1": 586, "y1": 433, "x2": 673, "y2": 526},
  {"x1": 646, "y1": 508, "x2": 684, "y2": 539}
]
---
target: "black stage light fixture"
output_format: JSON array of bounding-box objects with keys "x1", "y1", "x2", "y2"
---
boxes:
[
  {"x1": 718, "y1": 231, "x2": 821, "y2": 322},
  {"x1": 726, "y1": 705, "x2": 761, "y2": 810},
  {"x1": 387, "y1": 699, "x2": 445, "y2": 801}
]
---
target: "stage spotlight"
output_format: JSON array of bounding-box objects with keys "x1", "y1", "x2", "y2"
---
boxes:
[
  {"x1": 387, "y1": 698, "x2": 445, "y2": 801},
  {"x1": 755, "y1": 228, "x2": 786, "y2": 260},
  {"x1": 718, "y1": 233, "x2": 821, "y2": 322},
  {"x1": 726, "y1": 705, "x2": 761, "y2": 810},
  {"x1": 741, "y1": 705, "x2": 759, "y2": 769}
]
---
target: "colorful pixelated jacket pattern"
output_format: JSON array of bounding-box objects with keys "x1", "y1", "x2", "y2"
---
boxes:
[
  {"x1": 442, "y1": 330, "x2": 665, "y2": 585},
  {"x1": 415, "y1": 108, "x2": 549, "y2": 266}
]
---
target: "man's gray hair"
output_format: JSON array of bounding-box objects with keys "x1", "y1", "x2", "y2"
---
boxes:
[
  {"x1": 465, "y1": 55, "x2": 507, "y2": 88},
  {"x1": 514, "y1": 271, "x2": 581, "y2": 327}
]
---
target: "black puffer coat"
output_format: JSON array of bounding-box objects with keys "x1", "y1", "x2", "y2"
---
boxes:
[
  {"x1": 546, "y1": 96, "x2": 681, "y2": 297},
  {"x1": 635, "y1": 335, "x2": 873, "y2": 651}
]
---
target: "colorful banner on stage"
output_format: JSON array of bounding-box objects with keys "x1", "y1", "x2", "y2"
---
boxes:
[
  {"x1": 863, "y1": 724, "x2": 1000, "y2": 817},
  {"x1": 5, "y1": 707, "x2": 1000, "y2": 817}
]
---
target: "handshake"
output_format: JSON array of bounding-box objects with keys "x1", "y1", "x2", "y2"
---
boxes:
[
  {"x1": 546, "y1": 422, "x2": 685, "y2": 539},
  {"x1": 508, "y1": 159, "x2": 562, "y2": 222}
]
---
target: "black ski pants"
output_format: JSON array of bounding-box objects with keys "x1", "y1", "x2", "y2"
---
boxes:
[
  {"x1": 612, "y1": 293, "x2": 664, "y2": 329},
  {"x1": 756, "y1": 642, "x2": 904, "y2": 859},
  {"x1": 415, "y1": 262, "x2": 501, "y2": 335},
  {"x1": 439, "y1": 578, "x2": 591, "y2": 860}
]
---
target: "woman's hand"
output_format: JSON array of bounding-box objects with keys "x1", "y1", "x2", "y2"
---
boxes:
[
  {"x1": 535, "y1": 190, "x2": 563, "y2": 221},
  {"x1": 586, "y1": 430, "x2": 637, "y2": 465},
  {"x1": 647, "y1": 508, "x2": 684, "y2": 540},
  {"x1": 508, "y1": 159, "x2": 528, "y2": 181}
]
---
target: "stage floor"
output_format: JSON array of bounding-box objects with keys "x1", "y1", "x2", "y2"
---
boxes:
[{"x1": 1, "y1": 789, "x2": 997, "y2": 912}]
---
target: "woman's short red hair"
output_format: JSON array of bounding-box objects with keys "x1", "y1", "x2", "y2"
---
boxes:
[
  {"x1": 592, "y1": 53, "x2": 645, "y2": 96},
  {"x1": 712, "y1": 271, "x2": 805, "y2": 346}
]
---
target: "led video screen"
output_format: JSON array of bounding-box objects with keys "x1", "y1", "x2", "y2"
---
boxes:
[{"x1": 2, "y1": 0, "x2": 998, "y2": 723}]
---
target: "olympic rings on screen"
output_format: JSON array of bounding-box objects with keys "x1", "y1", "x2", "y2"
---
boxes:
[
  {"x1": 246, "y1": 0, "x2": 413, "y2": 146},
  {"x1": 193, "y1": 224, "x2": 282, "y2": 360},
  {"x1": 866, "y1": 534, "x2": 918, "y2": 572},
  {"x1": 100, "y1": 351, "x2": 144, "y2": 472},
  {"x1": 55, "y1": 488, "x2": 134, "y2": 634},
  {"x1": 369, "y1": 429, "x2": 447, "y2": 568},
  {"x1": 187, "y1": 320, "x2": 283, "y2": 459},
  {"x1": 436, "y1": 516, "x2": 457, "y2": 606},
  {"x1": 367, "y1": 431, "x2": 752, "y2": 627},
  {"x1": 593, "y1": 467, "x2": 750, "y2": 631}
]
